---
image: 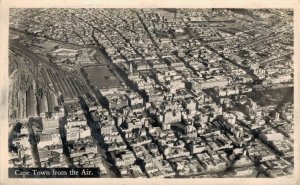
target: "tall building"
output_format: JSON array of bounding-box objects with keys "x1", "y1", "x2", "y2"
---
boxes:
[{"x1": 42, "y1": 117, "x2": 59, "y2": 131}]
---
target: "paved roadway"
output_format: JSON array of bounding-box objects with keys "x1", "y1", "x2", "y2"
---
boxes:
[{"x1": 185, "y1": 27, "x2": 260, "y2": 82}]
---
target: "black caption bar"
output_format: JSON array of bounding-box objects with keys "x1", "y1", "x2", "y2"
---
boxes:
[{"x1": 9, "y1": 168, "x2": 100, "y2": 178}]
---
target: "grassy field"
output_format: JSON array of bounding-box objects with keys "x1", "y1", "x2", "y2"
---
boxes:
[
  {"x1": 83, "y1": 65, "x2": 122, "y2": 90},
  {"x1": 247, "y1": 87, "x2": 293, "y2": 107}
]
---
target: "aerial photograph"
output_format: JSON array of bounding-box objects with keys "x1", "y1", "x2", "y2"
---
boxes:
[{"x1": 8, "y1": 8, "x2": 294, "y2": 178}]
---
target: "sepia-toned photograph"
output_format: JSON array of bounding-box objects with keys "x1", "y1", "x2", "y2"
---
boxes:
[
  {"x1": 1, "y1": 0, "x2": 299, "y2": 185},
  {"x1": 7, "y1": 7, "x2": 294, "y2": 178}
]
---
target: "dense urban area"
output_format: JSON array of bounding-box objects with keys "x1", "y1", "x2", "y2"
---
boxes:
[{"x1": 8, "y1": 8, "x2": 294, "y2": 178}]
